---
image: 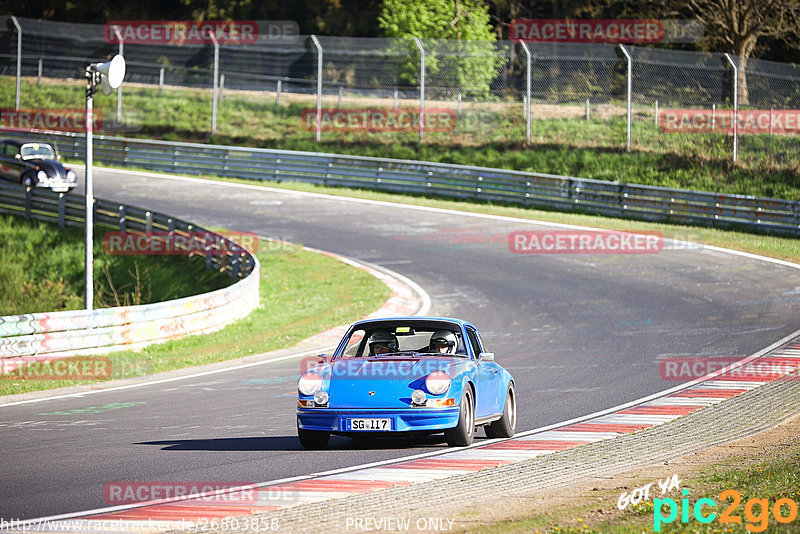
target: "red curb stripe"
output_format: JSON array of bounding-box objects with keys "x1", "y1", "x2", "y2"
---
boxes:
[
  {"x1": 483, "y1": 440, "x2": 589, "y2": 450},
  {"x1": 557, "y1": 423, "x2": 652, "y2": 433},
  {"x1": 385, "y1": 459, "x2": 512, "y2": 470},
  {"x1": 86, "y1": 504, "x2": 276, "y2": 520},
  {"x1": 711, "y1": 373, "x2": 784, "y2": 382},
  {"x1": 618, "y1": 405, "x2": 704, "y2": 415},
  {"x1": 265, "y1": 480, "x2": 398, "y2": 492},
  {"x1": 671, "y1": 388, "x2": 746, "y2": 398}
]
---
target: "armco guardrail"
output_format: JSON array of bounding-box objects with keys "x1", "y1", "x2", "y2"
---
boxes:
[
  {"x1": 3, "y1": 130, "x2": 800, "y2": 236},
  {"x1": 0, "y1": 180, "x2": 259, "y2": 358}
]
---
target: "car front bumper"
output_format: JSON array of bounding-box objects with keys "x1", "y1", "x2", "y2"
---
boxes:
[{"x1": 297, "y1": 407, "x2": 460, "y2": 433}]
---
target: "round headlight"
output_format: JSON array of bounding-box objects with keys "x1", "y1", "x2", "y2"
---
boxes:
[
  {"x1": 37, "y1": 170, "x2": 47, "y2": 181},
  {"x1": 411, "y1": 389, "x2": 427, "y2": 406},
  {"x1": 66, "y1": 169, "x2": 77, "y2": 181},
  {"x1": 298, "y1": 371, "x2": 322, "y2": 396},
  {"x1": 425, "y1": 371, "x2": 451, "y2": 395},
  {"x1": 314, "y1": 390, "x2": 329, "y2": 405}
]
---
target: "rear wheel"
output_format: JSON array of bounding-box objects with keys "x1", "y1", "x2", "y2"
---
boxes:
[
  {"x1": 445, "y1": 387, "x2": 475, "y2": 446},
  {"x1": 485, "y1": 384, "x2": 516, "y2": 438},
  {"x1": 297, "y1": 427, "x2": 330, "y2": 450}
]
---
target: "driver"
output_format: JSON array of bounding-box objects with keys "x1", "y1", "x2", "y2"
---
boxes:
[
  {"x1": 428, "y1": 330, "x2": 457, "y2": 354},
  {"x1": 368, "y1": 330, "x2": 399, "y2": 356}
]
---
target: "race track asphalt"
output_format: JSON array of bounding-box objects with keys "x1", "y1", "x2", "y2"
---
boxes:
[{"x1": 2, "y1": 168, "x2": 799, "y2": 519}]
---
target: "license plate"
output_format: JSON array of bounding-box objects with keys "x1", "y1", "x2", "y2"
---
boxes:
[
  {"x1": 346, "y1": 418, "x2": 391, "y2": 431},
  {"x1": 51, "y1": 186, "x2": 69, "y2": 192}
]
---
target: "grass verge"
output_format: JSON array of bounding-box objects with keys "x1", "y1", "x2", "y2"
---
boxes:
[
  {"x1": 3, "y1": 76, "x2": 799, "y2": 200},
  {"x1": 0, "y1": 229, "x2": 391, "y2": 396},
  {"x1": 0, "y1": 214, "x2": 232, "y2": 315}
]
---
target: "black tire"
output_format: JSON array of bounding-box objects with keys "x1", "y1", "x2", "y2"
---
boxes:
[
  {"x1": 485, "y1": 384, "x2": 516, "y2": 438},
  {"x1": 298, "y1": 427, "x2": 330, "y2": 450},
  {"x1": 445, "y1": 387, "x2": 475, "y2": 446}
]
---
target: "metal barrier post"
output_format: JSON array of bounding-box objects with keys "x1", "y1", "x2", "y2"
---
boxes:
[
  {"x1": 724, "y1": 53, "x2": 738, "y2": 164},
  {"x1": 521, "y1": 42, "x2": 531, "y2": 144},
  {"x1": 208, "y1": 30, "x2": 219, "y2": 134},
  {"x1": 311, "y1": 35, "x2": 323, "y2": 142},
  {"x1": 413, "y1": 37, "x2": 425, "y2": 141},
  {"x1": 10, "y1": 16, "x2": 21, "y2": 110},
  {"x1": 617, "y1": 44, "x2": 632, "y2": 152}
]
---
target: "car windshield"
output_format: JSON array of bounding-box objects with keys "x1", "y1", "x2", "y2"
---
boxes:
[
  {"x1": 20, "y1": 143, "x2": 56, "y2": 160},
  {"x1": 337, "y1": 324, "x2": 468, "y2": 359}
]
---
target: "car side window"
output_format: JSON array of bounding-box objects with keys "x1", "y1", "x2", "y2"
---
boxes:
[
  {"x1": 3, "y1": 144, "x2": 15, "y2": 157},
  {"x1": 465, "y1": 327, "x2": 483, "y2": 359}
]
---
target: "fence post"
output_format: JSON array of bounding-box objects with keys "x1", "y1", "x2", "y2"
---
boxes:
[
  {"x1": 276, "y1": 79, "x2": 282, "y2": 106},
  {"x1": 112, "y1": 26, "x2": 123, "y2": 123},
  {"x1": 10, "y1": 16, "x2": 21, "y2": 110},
  {"x1": 413, "y1": 37, "x2": 426, "y2": 141},
  {"x1": 311, "y1": 35, "x2": 323, "y2": 142},
  {"x1": 338, "y1": 86, "x2": 343, "y2": 107},
  {"x1": 37, "y1": 58, "x2": 42, "y2": 86},
  {"x1": 457, "y1": 91, "x2": 462, "y2": 113},
  {"x1": 208, "y1": 30, "x2": 220, "y2": 134},
  {"x1": 654, "y1": 99, "x2": 658, "y2": 127},
  {"x1": 58, "y1": 193, "x2": 66, "y2": 228},
  {"x1": 393, "y1": 88, "x2": 398, "y2": 111},
  {"x1": 158, "y1": 67, "x2": 164, "y2": 95},
  {"x1": 220, "y1": 73, "x2": 225, "y2": 102},
  {"x1": 617, "y1": 44, "x2": 632, "y2": 152},
  {"x1": 724, "y1": 53, "x2": 738, "y2": 164},
  {"x1": 521, "y1": 42, "x2": 531, "y2": 144}
]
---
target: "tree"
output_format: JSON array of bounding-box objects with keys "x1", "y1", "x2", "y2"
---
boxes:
[
  {"x1": 378, "y1": 0, "x2": 505, "y2": 95},
  {"x1": 684, "y1": 0, "x2": 800, "y2": 104}
]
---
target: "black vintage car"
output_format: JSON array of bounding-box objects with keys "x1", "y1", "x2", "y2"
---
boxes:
[{"x1": 0, "y1": 139, "x2": 78, "y2": 192}]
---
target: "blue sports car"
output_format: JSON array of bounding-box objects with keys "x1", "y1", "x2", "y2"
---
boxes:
[{"x1": 296, "y1": 317, "x2": 516, "y2": 449}]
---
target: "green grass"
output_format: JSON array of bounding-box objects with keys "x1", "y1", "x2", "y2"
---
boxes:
[
  {"x1": 0, "y1": 218, "x2": 391, "y2": 396},
  {"x1": 0, "y1": 214, "x2": 232, "y2": 315},
  {"x1": 4, "y1": 76, "x2": 799, "y2": 200}
]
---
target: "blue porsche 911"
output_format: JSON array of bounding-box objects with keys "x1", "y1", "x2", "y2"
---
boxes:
[{"x1": 296, "y1": 317, "x2": 516, "y2": 449}]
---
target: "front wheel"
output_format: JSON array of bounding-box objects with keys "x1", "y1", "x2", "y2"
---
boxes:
[
  {"x1": 298, "y1": 427, "x2": 330, "y2": 449},
  {"x1": 485, "y1": 384, "x2": 516, "y2": 438},
  {"x1": 445, "y1": 387, "x2": 475, "y2": 446}
]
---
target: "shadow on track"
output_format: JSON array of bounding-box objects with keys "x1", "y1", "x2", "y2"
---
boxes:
[{"x1": 136, "y1": 434, "x2": 458, "y2": 451}]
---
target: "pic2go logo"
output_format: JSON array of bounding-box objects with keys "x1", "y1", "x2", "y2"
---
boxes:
[{"x1": 654, "y1": 489, "x2": 799, "y2": 532}]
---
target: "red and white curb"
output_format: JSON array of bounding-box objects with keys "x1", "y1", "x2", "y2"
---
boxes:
[{"x1": 9, "y1": 333, "x2": 800, "y2": 533}]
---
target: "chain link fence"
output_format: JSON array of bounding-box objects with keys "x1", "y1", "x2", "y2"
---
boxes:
[{"x1": 1, "y1": 16, "x2": 799, "y2": 181}]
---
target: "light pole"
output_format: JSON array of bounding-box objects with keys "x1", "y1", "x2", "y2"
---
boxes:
[{"x1": 84, "y1": 55, "x2": 125, "y2": 310}]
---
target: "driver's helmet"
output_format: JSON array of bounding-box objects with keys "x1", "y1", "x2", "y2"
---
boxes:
[
  {"x1": 429, "y1": 330, "x2": 457, "y2": 354},
  {"x1": 368, "y1": 330, "x2": 398, "y2": 355}
]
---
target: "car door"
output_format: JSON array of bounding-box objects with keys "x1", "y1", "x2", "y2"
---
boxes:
[
  {"x1": 466, "y1": 326, "x2": 501, "y2": 418},
  {"x1": 0, "y1": 143, "x2": 22, "y2": 183}
]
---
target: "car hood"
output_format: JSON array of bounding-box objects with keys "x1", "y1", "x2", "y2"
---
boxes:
[
  {"x1": 26, "y1": 158, "x2": 67, "y2": 178},
  {"x1": 324, "y1": 357, "x2": 470, "y2": 409}
]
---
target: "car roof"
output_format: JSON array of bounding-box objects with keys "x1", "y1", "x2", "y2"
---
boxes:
[{"x1": 350, "y1": 316, "x2": 473, "y2": 331}]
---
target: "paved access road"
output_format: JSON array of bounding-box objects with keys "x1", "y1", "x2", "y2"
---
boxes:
[{"x1": 2, "y1": 168, "x2": 799, "y2": 519}]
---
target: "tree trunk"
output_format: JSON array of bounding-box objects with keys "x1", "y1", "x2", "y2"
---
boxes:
[{"x1": 733, "y1": 37, "x2": 756, "y2": 106}]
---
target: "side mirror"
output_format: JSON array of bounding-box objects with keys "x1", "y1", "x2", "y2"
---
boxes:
[{"x1": 479, "y1": 352, "x2": 495, "y2": 362}]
